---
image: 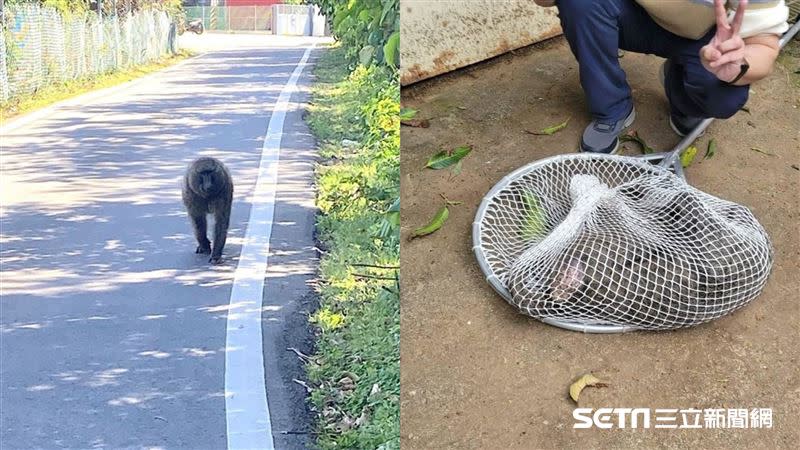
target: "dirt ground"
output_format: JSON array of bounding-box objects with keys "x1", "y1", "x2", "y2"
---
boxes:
[{"x1": 400, "y1": 36, "x2": 800, "y2": 449}]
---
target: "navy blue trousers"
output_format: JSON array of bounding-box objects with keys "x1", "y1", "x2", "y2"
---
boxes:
[{"x1": 556, "y1": 0, "x2": 749, "y2": 122}]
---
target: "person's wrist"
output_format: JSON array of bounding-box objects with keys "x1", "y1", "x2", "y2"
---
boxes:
[{"x1": 723, "y1": 58, "x2": 750, "y2": 85}]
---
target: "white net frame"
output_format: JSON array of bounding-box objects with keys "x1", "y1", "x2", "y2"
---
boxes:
[{"x1": 473, "y1": 154, "x2": 774, "y2": 333}]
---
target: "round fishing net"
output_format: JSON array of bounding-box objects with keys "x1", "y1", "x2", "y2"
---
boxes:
[{"x1": 473, "y1": 154, "x2": 773, "y2": 332}]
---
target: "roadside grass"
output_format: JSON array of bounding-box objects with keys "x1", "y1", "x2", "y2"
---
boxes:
[
  {"x1": 0, "y1": 50, "x2": 195, "y2": 120},
  {"x1": 305, "y1": 44, "x2": 400, "y2": 450}
]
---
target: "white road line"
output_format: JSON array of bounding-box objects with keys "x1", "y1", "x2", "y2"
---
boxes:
[{"x1": 224, "y1": 44, "x2": 314, "y2": 450}]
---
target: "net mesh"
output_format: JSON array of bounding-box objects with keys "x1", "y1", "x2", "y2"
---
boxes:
[{"x1": 474, "y1": 154, "x2": 773, "y2": 331}]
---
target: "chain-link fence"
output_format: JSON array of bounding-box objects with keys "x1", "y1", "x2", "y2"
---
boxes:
[
  {"x1": 1, "y1": 4, "x2": 177, "y2": 102},
  {"x1": 184, "y1": 5, "x2": 273, "y2": 33}
]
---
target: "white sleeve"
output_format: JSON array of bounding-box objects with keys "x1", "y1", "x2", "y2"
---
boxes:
[{"x1": 730, "y1": 0, "x2": 790, "y2": 38}]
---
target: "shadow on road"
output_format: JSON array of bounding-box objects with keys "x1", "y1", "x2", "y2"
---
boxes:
[{"x1": 1, "y1": 47, "x2": 319, "y2": 449}]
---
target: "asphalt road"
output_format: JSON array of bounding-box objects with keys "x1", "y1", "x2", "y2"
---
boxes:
[{"x1": 1, "y1": 34, "x2": 327, "y2": 449}]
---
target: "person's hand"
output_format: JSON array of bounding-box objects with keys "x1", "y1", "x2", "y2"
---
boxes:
[{"x1": 700, "y1": 0, "x2": 748, "y2": 82}]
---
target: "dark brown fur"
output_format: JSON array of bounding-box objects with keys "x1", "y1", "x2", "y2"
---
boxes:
[{"x1": 182, "y1": 157, "x2": 233, "y2": 264}]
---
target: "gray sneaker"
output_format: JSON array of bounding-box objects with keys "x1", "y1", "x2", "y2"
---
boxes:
[
  {"x1": 660, "y1": 60, "x2": 705, "y2": 137},
  {"x1": 580, "y1": 107, "x2": 636, "y2": 154}
]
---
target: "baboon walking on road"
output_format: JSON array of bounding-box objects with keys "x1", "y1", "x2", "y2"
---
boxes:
[{"x1": 182, "y1": 157, "x2": 233, "y2": 264}]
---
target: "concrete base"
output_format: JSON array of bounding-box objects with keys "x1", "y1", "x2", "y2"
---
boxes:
[{"x1": 400, "y1": 1, "x2": 562, "y2": 85}]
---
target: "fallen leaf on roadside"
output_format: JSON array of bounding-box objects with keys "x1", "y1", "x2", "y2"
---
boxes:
[
  {"x1": 791, "y1": 164, "x2": 799, "y2": 171},
  {"x1": 400, "y1": 107, "x2": 418, "y2": 119},
  {"x1": 681, "y1": 145, "x2": 698, "y2": 167},
  {"x1": 569, "y1": 373, "x2": 608, "y2": 403},
  {"x1": 401, "y1": 118, "x2": 430, "y2": 128},
  {"x1": 369, "y1": 383, "x2": 381, "y2": 397},
  {"x1": 619, "y1": 131, "x2": 655, "y2": 154},
  {"x1": 751, "y1": 147, "x2": 776, "y2": 157},
  {"x1": 525, "y1": 118, "x2": 570, "y2": 136},
  {"x1": 336, "y1": 415, "x2": 356, "y2": 431},
  {"x1": 354, "y1": 410, "x2": 369, "y2": 427},
  {"x1": 409, "y1": 204, "x2": 449, "y2": 239},
  {"x1": 338, "y1": 376, "x2": 356, "y2": 391},
  {"x1": 704, "y1": 139, "x2": 716, "y2": 159},
  {"x1": 740, "y1": 106, "x2": 751, "y2": 114},
  {"x1": 425, "y1": 145, "x2": 472, "y2": 169}
]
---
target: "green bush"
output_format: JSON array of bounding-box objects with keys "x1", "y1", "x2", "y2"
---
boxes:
[
  {"x1": 306, "y1": 45, "x2": 399, "y2": 449},
  {"x1": 311, "y1": 0, "x2": 399, "y2": 70}
]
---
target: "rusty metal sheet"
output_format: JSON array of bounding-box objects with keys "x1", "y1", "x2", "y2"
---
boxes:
[{"x1": 400, "y1": 1, "x2": 562, "y2": 85}]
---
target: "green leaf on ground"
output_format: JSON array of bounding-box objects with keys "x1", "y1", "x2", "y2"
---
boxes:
[
  {"x1": 520, "y1": 192, "x2": 547, "y2": 240},
  {"x1": 681, "y1": 145, "x2": 698, "y2": 167},
  {"x1": 750, "y1": 147, "x2": 776, "y2": 157},
  {"x1": 410, "y1": 204, "x2": 449, "y2": 239},
  {"x1": 400, "y1": 107, "x2": 418, "y2": 120},
  {"x1": 619, "y1": 131, "x2": 655, "y2": 154},
  {"x1": 704, "y1": 139, "x2": 716, "y2": 159},
  {"x1": 425, "y1": 145, "x2": 472, "y2": 169},
  {"x1": 525, "y1": 118, "x2": 570, "y2": 136}
]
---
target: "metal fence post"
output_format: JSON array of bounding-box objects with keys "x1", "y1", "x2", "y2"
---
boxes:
[{"x1": 210, "y1": 0, "x2": 217, "y2": 31}]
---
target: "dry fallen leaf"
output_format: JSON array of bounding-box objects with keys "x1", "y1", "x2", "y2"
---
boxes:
[
  {"x1": 401, "y1": 118, "x2": 430, "y2": 128},
  {"x1": 751, "y1": 147, "x2": 776, "y2": 157},
  {"x1": 369, "y1": 383, "x2": 381, "y2": 397},
  {"x1": 569, "y1": 373, "x2": 608, "y2": 403},
  {"x1": 354, "y1": 410, "x2": 369, "y2": 427},
  {"x1": 338, "y1": 376, "x2": 356, "y2": 391},
  {"x1": 524, "y1": 118, "x2": 570, "y2": 136}
]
